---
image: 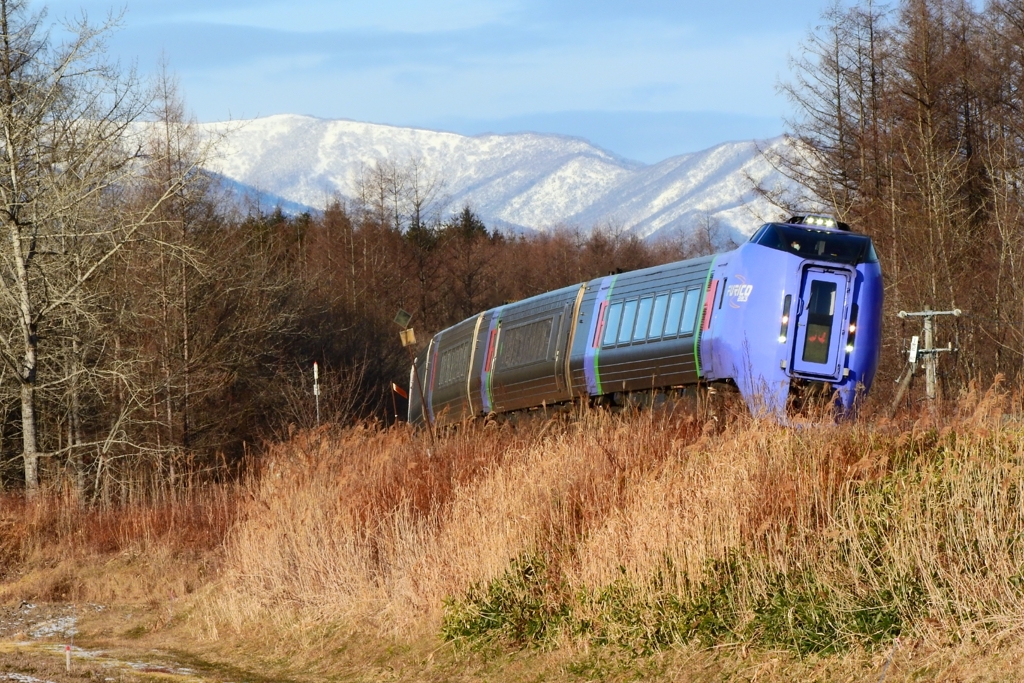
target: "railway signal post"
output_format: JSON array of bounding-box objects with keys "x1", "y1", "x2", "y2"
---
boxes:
[{"x1": 396, "y1": 309, "x2": 435, "y2": 446}]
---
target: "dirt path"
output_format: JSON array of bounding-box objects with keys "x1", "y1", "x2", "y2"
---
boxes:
[
  {"x1": 0, "y1": 603, "x2": 257, "y2": 683},
  {"x1": 0, "y1": 642, "x2": 208, "y2": 683}
]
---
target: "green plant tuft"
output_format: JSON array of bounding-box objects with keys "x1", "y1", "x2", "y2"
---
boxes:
[
  {"x1": 440, "y1": 553, "x2": 569, "y2": 647},
  {"x1": 442, "y1": 552, "x2": 923, "y2": 656}
]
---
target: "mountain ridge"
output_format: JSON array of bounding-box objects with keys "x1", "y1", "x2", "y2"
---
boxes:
[{"x1": 197, "y1": 114, "x2": 794, "y2": 241}]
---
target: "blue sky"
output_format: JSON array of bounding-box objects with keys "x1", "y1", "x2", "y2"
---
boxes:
[{"x1": 46, "y1": 0, "x2": 829, "y2": 162}]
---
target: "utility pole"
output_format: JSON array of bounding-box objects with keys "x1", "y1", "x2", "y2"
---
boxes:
[
  {"x1": 890, "y1": 307, "x2": 960, "y2": 415},
  {"x1": 923, "y1": 310, "x2": 936, "y2": 402}
]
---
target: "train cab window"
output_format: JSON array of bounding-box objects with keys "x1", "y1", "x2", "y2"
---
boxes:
[
  {"x1": 802, "y1": 280, "x2": 837, "y2": 364},
  {"x1": 617, "y1": 299, "x2": 638, "y2": 344},
  {"x1": 679, "y1": 288, "x2": 701, "y2": 336},
  {"x1": 753, "y1": 223, "x2": 878, "y2": 265},
  {"x1": 602, "y1": 302, "x2": 623, "y2": 347},
  {"x1": 663, "y1": 291, "x2": 685, "y2": 338},
  {"x1": 647, "y1": 293, "x2": 669, "y2": 340},
  {"x1": 633, "y1": 296, "x2": 654, "y2": 341}
]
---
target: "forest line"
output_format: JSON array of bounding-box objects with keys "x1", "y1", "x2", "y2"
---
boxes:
[{"x1": 4, "y1": 0, "x2": 1024, "y2": 495}]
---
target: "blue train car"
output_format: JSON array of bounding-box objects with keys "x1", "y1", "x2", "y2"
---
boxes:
[{"x1": 408, "y1": 215, "x2": 882, "y2": 424}]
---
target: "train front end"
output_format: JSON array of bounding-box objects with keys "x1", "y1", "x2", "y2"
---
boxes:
[{"x1": 699, "y1": 216, "x2": 882, "y2": 420}]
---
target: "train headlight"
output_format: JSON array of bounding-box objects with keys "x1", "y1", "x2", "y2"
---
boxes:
[
  {"x1": 845, "y1": 304, "x2": 859, "y2": 355},
  {"x1": 779, "y1": 294, "x2": 792, "y2": 344},
  {"x1": 805, "y1": 215, "x2": 836, "y2": 227},
  {"x1": 785, "y1": 214, "x2": 850, "y2": 231}
]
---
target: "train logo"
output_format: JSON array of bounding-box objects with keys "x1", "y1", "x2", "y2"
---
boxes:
[{"x1": 727, "y1": 275, "x2": 753, "y2": 308}]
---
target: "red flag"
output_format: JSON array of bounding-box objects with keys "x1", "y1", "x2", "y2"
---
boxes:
[{"x1": 392, "y1": 382, "x2": 408, "y2": 399}]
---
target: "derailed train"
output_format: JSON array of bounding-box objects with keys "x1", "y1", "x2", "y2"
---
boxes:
[{"x1": 408, "y1": 215, "x2": 883, "y2": 425}]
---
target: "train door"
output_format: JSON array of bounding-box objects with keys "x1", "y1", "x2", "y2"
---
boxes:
[{"x1": 792, "y1": 268, "x2": 850, "y2": 377}]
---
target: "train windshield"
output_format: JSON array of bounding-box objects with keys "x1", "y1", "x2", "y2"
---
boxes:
[{"x1": 751, "y1": 223, "x2": 878, "y2": 265}]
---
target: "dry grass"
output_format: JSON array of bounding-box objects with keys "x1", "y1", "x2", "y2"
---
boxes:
[
  {"x1": 7, "y1": 384, "x2": 1024, "y2": 680},
  {"x1": 202, "y1": 384, "x2": 1024, "y2": 664},
  {"x1": 0, "y1": 481, "x2": 236, "y2": 604}
]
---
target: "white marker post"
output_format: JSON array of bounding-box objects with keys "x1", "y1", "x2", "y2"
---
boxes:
[{"x1": 313, "y1": 361, "x2": 320, "y2": 427}]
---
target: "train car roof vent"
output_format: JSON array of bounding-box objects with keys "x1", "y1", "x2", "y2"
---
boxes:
[{"x1": 786, "y1": 215, "x2": 851, "y2": 231}]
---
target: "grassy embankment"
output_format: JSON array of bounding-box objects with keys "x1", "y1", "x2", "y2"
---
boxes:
[{"x1": 5, "y1": 383, "x2": 1024, "y2": 681}]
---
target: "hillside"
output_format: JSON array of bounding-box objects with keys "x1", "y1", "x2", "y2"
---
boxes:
[{"x1": 198, "y1": 115, "x2": 794, "y2": 240}]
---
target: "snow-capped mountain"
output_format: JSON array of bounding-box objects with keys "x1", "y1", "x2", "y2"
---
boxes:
[{"x1": 197, "y1": 114, "x2": 796, "y2": 242}]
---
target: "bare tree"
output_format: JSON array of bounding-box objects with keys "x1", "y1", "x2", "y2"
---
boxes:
[
  {"x1": 0, "y1": 1, "x2": 191, "y2": 494},
  {"x1": 775, "y1": 0, "x2": 1024, "y2": 393},
  {"x1": 681, "y1": 210, "x2": 737, "y2": 257}
]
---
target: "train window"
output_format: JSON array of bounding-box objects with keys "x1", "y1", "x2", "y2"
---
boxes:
[
  {"x1": 801, "y1": 280, "x2": 837, "y2": 364},
  {"x1": 618, "y1": 299, "x2": 638, "y2": 344},
  {"x1": 754, "y1": 223, "x2": 878, "y2": 265},
  {"x1": 679, "y1": 288, "x2": 701, "y2": 336},
  {"x1": 633, "y1": 296, "x2": 654, "y2": 341},
  {"x1": 663, "y1": 291, "x2": 685, "y2": 337},
  {"x1": 496, "y1": 318, "x2": 554, "y2": 369},
  {"x1": 647, "y1": 293, "x2": 669, "y2": 339},
  {"x1": 603, "y1": 302, "x2": 623, "y2": 346},
  {"x1": 437, "y1": 341, "x2": 472, "y2": 388}
]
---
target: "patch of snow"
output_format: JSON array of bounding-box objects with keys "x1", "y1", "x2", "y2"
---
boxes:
[
  {"x1": 4, "y1": 675, "x2": 57, "y2": 683},
  {"x1": 28, "y1": 617, "x2": 76, "y2": 639}
]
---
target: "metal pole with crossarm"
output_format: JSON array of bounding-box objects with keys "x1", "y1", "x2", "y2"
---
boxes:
[{"x1": 890, "y1": 307, "x2": 961, "y2": 415}]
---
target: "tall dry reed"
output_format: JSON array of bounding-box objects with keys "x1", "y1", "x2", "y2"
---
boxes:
[{"x1": 211, "y1": 387, "x2": 1024, "y2": 652}]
